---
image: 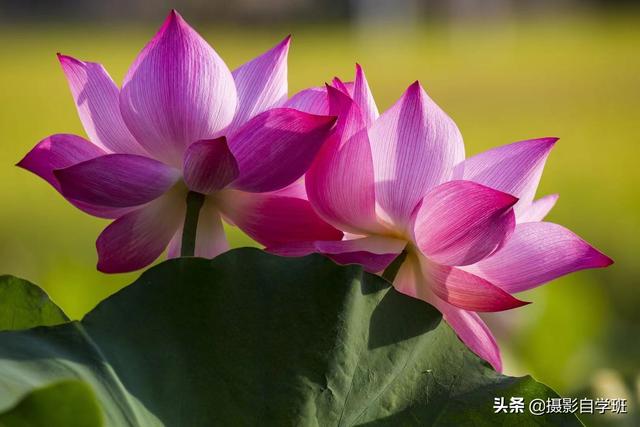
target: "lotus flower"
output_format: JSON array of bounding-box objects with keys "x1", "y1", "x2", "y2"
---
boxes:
[
  {"x1": 266, "y1": 65, "x2": 613, "y2": 371},
  {"x1": 18, "y1": 10, "x2": 341, "y2": 273}
]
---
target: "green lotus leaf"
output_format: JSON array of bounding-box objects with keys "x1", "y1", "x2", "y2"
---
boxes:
[{"x1": 0, "y1": 249, "x2": 581, "y2": 426}]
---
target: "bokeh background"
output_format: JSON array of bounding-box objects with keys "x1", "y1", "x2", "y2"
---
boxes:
[{"x1": 0, "y1": 0, "x2": 638, "y2": 424}]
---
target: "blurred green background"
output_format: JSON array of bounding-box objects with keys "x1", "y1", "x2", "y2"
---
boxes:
[{"x1": 0, "y1": 2, "x2": 638, "y2": 424}]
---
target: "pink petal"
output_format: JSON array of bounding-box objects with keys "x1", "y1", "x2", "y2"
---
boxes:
[
  {"x1": 433, "y1": 299, "x2": 503, "y2": 371},
  {"x1": 329, "y1": 66, "x2": 378, "y2": 126},
  {"x1": 167, "y1": 198, "x2": 228, "y2": 259},
  {"x1": 18, "y1": 134, "x2": 105, "y2": 192},
  {"x1": 230, "y1": 35, "x2": 290, "y2": 129},
  {"x1": 269, "y1": 236, "x2": 405, "y2": 273},
  {"x1": 465, "y1": 222, "x2": 613, "y2": 293},
  {"x1": 331, "y1": 77, "x2": 352, "y2": 94},
  {"x1": 323, "y1": 252, "x2": 398, "y2": 274},
  {"x1": 219, "y1": 190, "x2": 343, "y2": 247},
  {"x1": 192, "y1": 200, "x2": 228, "y2": 259},
  {"x1": 422, "y1": 257, "x2": 529, "y2": 312},
  {"x1": 54, "y1": 154, "x2": 180, "y2": 208},
  {"x1": 352, "y1": 64, "x2": 379, "y2": 128},
  {"x1": 392, "y1": 254, "x2": 503, "y2": 371},
  {"x1": 316, "y1": 236, "x2": 405, "y2": 272},
  {"x1": 305, "y1": 86, "x2": 382, "y2": 234},
  {"x1": 457, "y1": 137, "x2": 557, "y2": 218},
  {"x1": 228, "y1": 108, "x2": 336, "y2": 192},
  {"x1": 17, "y1": 134, "x2": 129, "y2": 218},
  {"x1": 517, "y1": 194, "x2": 559, "y2": 223},
  {"x1": 167, "y1": 229, "x2": 181, "y2": 259},
  {"x1": 57, "y1": 54, "x2": 146, "y2": 155},
  {"x1": 97, "y1": 189, "x2": 185, "y2": 273},
  {"x1": 120, "y1": 10, "x2": 237, "y2": 166},
  {"x1": 369, "y1": 81, "x2": 465, "y2": 228},
  {"x1": 392, "y1": 252, "x2": 425, "y2": 298},
  {"x1": 262, "y1": 241, "x2": 317, "y2": 257},
  {"x1": 270, "y1": 179, "x2": 308, "y2": 199},
  {"x1": 324, "y1": 84, "x2": 365, "y2": 140},
  {"x1": 284, "y1": 87, "x2": 329, "y2": 115},
  {"x1": 414, "y1": 180, "x2": 517, "y2": 266},
  {"x1": 183, "y1": 137, "x2": 239, "y2": 194}
]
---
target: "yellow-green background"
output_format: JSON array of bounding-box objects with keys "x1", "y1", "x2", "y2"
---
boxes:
[{"x1": 0, "y1": 10, "x2": 638, "y2": 420}]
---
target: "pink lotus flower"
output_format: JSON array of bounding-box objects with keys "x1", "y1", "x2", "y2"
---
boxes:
[
  {"x1": 18, "y1": 10, "x2": 341, "y2": 273},
  {"x1": 268, "y1": 65, "x2": 613, "y2": 371}
]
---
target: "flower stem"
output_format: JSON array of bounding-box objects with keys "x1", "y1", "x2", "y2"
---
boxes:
[{"x1": 181, "y1": 191, "x2": 205, "y2": 257}]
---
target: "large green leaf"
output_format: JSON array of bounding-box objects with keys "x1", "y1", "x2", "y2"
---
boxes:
[
  {"x1": 0, "y1": 380, "x2": 103, "y2": 427},
  {"x1": 0, "y1": 249, "x2": 580, "y2": 426},
  {"x1": 0, "y1": 275, "x2": 68, "y2": 331}
]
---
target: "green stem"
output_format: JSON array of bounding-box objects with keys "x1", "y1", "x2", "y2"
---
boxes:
[{"x1": 181, "y1": 191, "x2": 205, "y2": 257}]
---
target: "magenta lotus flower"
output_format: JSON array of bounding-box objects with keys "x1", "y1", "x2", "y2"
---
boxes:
[
  {"x1": 267, "y1": 65, "x2": 613, "y2": 371},
  {"x1": 17, "y1": 10, "x2": 341, "y2": 273}
]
